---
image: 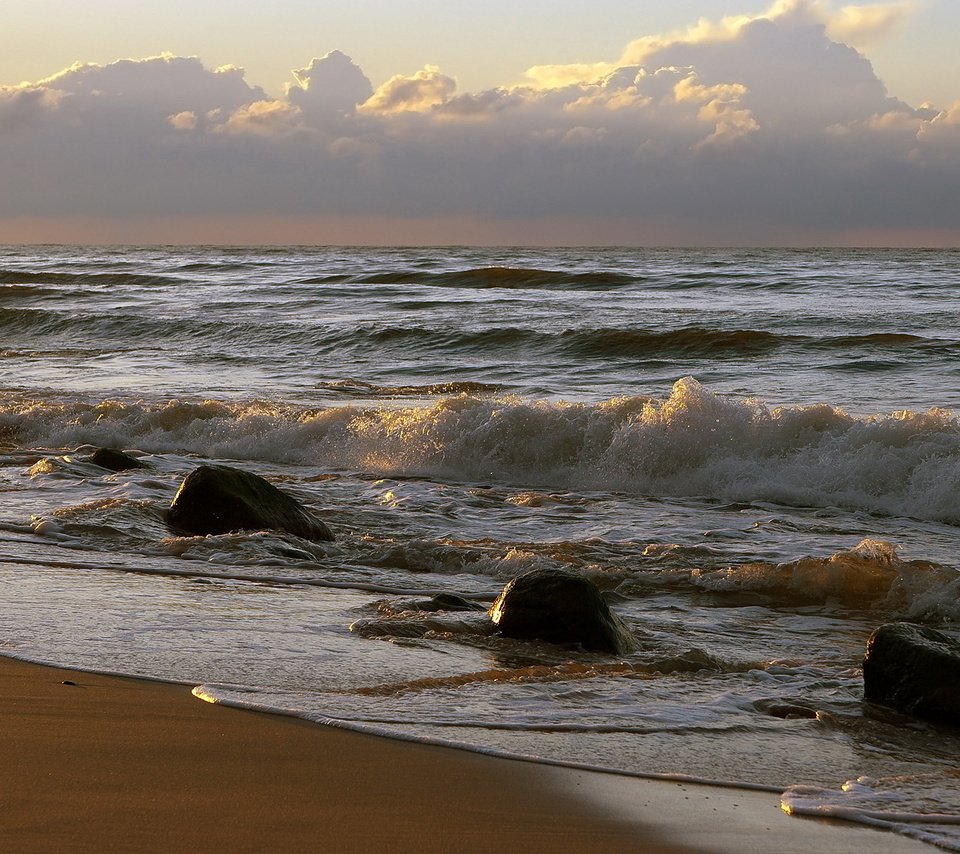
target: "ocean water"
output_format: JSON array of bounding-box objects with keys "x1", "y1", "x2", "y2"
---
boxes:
[{"x1": 2, "y1": 245, "x2": 960, "y2": 848}]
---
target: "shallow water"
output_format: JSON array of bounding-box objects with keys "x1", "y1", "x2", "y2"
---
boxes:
[{"x1": 2, "y1": 245, "x2": 959, "y2": 848}]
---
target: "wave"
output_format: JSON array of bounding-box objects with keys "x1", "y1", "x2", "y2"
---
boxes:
[
  {"x1": 622, "y1": 537, "x2": 960, "y2": 619},
  {"x1": 173, "y1": 261, "x2": 259, "y2": 273},
  {"x1": 300, "y1": 266, "x2": 639, "y2": 290},
  {"x1": 783, "y1": 777, "x2": 960, "y2": 853},
  {"x1": 372, "y1": 326, "x2": 950, "y2": 362},
  {"x1": 0, "y1": 284, "x2": 53, "y2": 300},
  {"x1": 559, "y1": 327, "x2": 784, "y2": 358},
  {"x1": 315, "y1": 380, "x2": 505, "y2": 398},
  {"x1": 0, "y1": 347, "x2": 112, "y2": 359},
  {"x1": 5, "y1": 378, "x2": 960, "y2": 526},
  {"x1": 0, "y1": 306, "x2": 282, "y2": 346},
  {"x1": 4, "y1": 303, "x2": 955, "y2": 364},
  {"x1": 0, "y1": 268, "x2": 182, "y2": 288},
  {"x1": 674, "y1": 539, "x2": 960, "y2": 619}
]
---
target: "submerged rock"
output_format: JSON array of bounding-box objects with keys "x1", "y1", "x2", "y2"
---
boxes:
[
  {"x1": 89, "y1": 448, "x2": 149, "y2": 472},
  {"x1": 863, "y1": 622, "x2": 960, "y2": 725},
  {"x1": 167, "y1": 464, "x2": 334, "y2": 541},
  {"x1": 488, "y1": 567, "x2": 635, "y2": 654}
]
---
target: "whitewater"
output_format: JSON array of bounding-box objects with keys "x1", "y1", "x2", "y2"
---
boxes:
[{"x1": 2, "y1": 245, "x2": 959, "y2": 849}]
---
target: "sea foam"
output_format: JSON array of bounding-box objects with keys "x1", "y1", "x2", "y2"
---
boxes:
[{"x1": 4, "y1": 377, "x2": 960, "y2": 524}]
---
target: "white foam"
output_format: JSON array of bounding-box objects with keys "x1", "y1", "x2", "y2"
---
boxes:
[
  {"x1": 192, "y1": 683, "x2": 960, "y2": 850},
  {"x1": 687, "y1": 538, "x2": 960, "y2": 617},
  {"x1": 6, "y1": 380, "x2": 960, "y2": 526},
  {"x1": 783, "y1": 778, "x2": 960, "y2": 852},
  {"x1": 31, "y1": 517, "x2": 65, "y2": 537}
]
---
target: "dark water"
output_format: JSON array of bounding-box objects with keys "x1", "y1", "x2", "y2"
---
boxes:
[
  {"x1": 2, "y1": 245, "x2": 958, "y2": 410},
  {"x1": 1, "y1": 245, "x2": 959, "y2": 848}
]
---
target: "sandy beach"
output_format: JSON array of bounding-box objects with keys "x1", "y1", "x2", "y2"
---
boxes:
[{"x1": 0, "y1": 655, "x2": 935, "y2": 853}]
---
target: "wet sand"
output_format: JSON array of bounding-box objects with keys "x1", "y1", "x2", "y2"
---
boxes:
[{"x1": 0, "y1": 656, "x2": 932, "y2": 853}]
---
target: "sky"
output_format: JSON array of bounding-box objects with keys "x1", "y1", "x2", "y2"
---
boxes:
[{"x1": 1, "y1": 0, "x2": 959, "y2": 246}]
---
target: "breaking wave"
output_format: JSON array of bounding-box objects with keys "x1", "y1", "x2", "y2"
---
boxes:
[
  {"x1": 5, "y1": 378, "x2": 960, "y2": 526},
  {"x1": 655, "y1": 539, "x2": 960, "y2": 619}
]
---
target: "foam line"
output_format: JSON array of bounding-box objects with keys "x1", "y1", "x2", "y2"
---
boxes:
[{"x1": 0, "y1": 551, "x2": 485, "y2": 598}]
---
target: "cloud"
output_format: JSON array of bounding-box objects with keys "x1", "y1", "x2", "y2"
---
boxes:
[
  {"x1": 609, "y1": 0, "x2": 914, "y2": 64},
  {"x1": 361, "y1": 65, "x2": 457, "y2": 114},
  {"x1": 914, "y1": 102, "x2": 960, "y2": 159},
  {"x1": 218, "y1": 99, "x2": 303, "y2": 137},
  {"x1": 828, "y1": 2, "x2": 915, "y2": 45},
  {"x1": 31, "y1": 54, "x2": 265, "y2": 116},
  {"x1": 0, "y1": 2, "x2": 958, "y2": 244},
  {"x1": 672, "y1": 77, "x2": 759, "y2": 146},
  {"x1": 168, "y1": 110, "x2": 198, "y2": 131},
  {"x1": 769, "y1": 0, "x2": 916, "y2": 47},
  {"x1": 522, "y1": 62, "x2": 615, "y2": 90},
  {"x1": 0, "y1": 86, "x2": 63, "y2": 132},
  {"x1": 285, "y1": 50, "x2": 372, "y2": 122},
  {"x1": 611, "y1": 1, "x2": 910, "y2": 132}
]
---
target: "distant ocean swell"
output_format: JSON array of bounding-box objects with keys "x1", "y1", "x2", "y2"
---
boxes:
[
  {"x1": 0, "y1": 265, "x2": 639, "y2": 290},
  {"x1": 0, "y1": 265, "x2": 649, "y2": 292},
  {"x1": 0, "y1": 262, "x2": 910, "y2": 293},
  {"x1": 298, "y1": 267, "x2": 640, "y2": 289},
  {"x1": 1, "y1": 306, "x2": 957, "y2": 363},
  {"x1": 0, "y1": 269, "x2": 183, "y2": 288},
  {"x1": 5, "y1": 378, "x2": 960, "y2": 525}
]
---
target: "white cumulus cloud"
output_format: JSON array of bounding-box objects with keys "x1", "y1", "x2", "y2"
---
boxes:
[
  {"x1": 361, "y1": 65, "x2": 457, "y2": 114},
  {"x1": 286, "y1": 51, "x2": 372, "y2": 123}
]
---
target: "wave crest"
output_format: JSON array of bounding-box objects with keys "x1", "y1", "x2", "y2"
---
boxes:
[
  {"x1": 5, "y1": 379, "x2": 960, "y2": 525},
  {"x1": 692, "y1": 538, "x2": 960, "y2": 616},
  {"x1": 301, "y1": 266, "x2": 637, "y2": 290}
]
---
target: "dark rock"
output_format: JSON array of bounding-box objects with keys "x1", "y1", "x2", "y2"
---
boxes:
[
  {"x1": 414, "y1": 593, "x2": 487, "y2": 613},
  {"x1": 489, "y1": 568, "x2": 635, "y2": 654},
  {"x1": 863, "y1": 622, "x2": 960, "y2": 725},
  {"x1": 167, "y1": 464, "x2": 334, "y2": 541},
  {"x1": 89, "y1": 448, "x2": 149, "y2": 472}
]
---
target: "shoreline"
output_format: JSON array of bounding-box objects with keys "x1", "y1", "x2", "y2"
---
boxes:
[{"x1": 0, "y1": 655, "x2": 935, "y2": 853}]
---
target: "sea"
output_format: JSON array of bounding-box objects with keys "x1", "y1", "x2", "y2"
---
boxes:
[{"x1": 2, "y1": 245, "x2": 960, "y2": 849}]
